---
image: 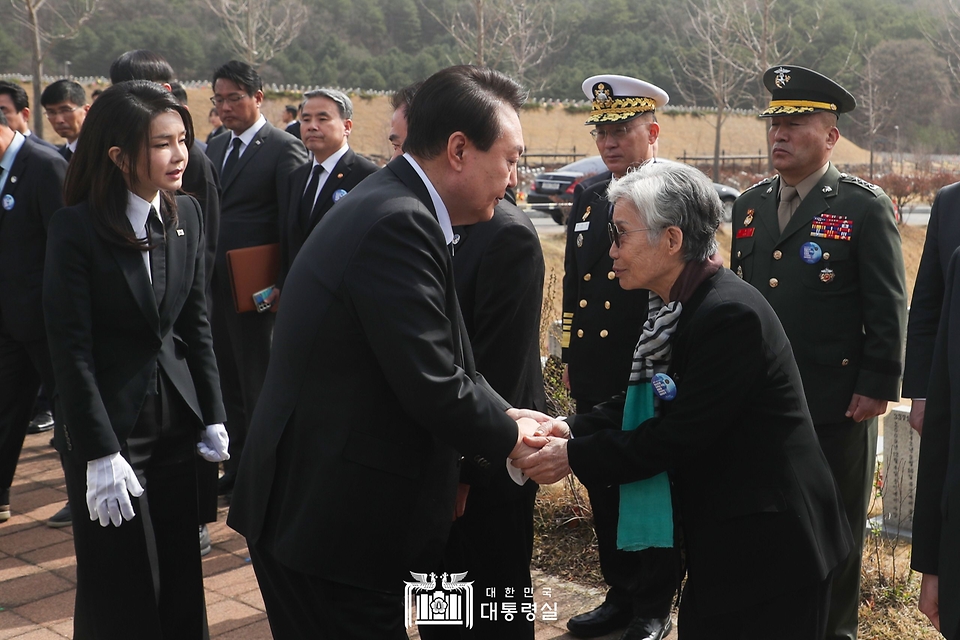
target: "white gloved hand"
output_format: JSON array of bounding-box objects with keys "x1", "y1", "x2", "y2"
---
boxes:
[
  {"x1": 197, "y1": 423, "x2": 230, "y2": 462},
  {"x1": 85, "y1": 452, "x2": 144, "y2": 527}
]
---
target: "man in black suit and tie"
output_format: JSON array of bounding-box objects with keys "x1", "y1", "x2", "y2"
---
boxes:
[
  {"x1": 205, "y1": 60, "x2": 307, "y2": 492},
  {"x1": 0, "y1": 81, "x2": 57, "y2": 151},
  {"x1": 0, "y1": 111, "x2": 68, "y2": 522},
  {"x1": 39, "y1": 79, "x2": 88, "y2": 162},
  {"x1": 228, "y1": 65, "x2": 547, "y2": 639},
  {"x1": 276, "y1": 89, "x2": 378, "y2": 297},
  {"x1": 282, "y1": 105, "x2": 301, "y2": 140}
]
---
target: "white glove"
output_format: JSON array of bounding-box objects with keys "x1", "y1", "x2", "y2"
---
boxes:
[
  {"x1": 197, "y1": 423, "x2": 230, "y2": 462},
  {"x1": 85, "y1": 452, "x2": 144, "y2": 527}
]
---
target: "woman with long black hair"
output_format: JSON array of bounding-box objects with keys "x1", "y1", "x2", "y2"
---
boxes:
[{"x1": 43, "y1": 80, "x2": 228, "y2": 639}]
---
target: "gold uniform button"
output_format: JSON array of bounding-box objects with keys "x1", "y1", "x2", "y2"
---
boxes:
[
  {"x1": 583, "y1": 273, "x2": 592, "y2": 282},
  {"x1": 579, "y1": 299, "x2": 587, "y2": 308},
  {"x1": 577, "y1": 329, "x2": 584, "y2": 338},
  {"x1": 604, "y1": 301, "x2": 611, "y2": 309},
  {"x1": 737, "y1": 250, "x2": 742, "y2": 258},
  {"x1": 769, "y1": 278, "x2": 779, "y2": 288},
  {"x1": 600, "y1": 330, "x2": 609, "y2": 338},
  {"x1": 773, "y1": 250, "x2": 782, "y2": 260},
  {"x1": 608, "y1": 271, "x2": 616, "y2": 280},
  {"x1": 841, "y1": 358, "x2": 849, "y2": 366}
]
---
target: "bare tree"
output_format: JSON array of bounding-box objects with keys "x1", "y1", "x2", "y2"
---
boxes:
[
  {"x1": 10, "y1": 0, "x2": 98, "y2": 136},
  {"x1": 851, "y1": 47, "x2": 892, "y2": 179},
  {"x1": 420, "y1": 0, "x2": 568, "y2": 90},
  {"x1": 205, "y1": 0, "x2": 308, "y2": 68},
  {"x1": 924, "y1": 0, "x2": 960, "y2": 83},
  {"x1": 668, "y1": 0, "x2": 751, "y2": 181}
]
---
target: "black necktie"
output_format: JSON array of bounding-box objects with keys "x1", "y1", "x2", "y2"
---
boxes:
[
  {"x1": 300, "y1": 164, "x2": 323, "y2": 226},
  {"x1": 220, "y1": 137, "x2": 242, "y2": 184},
  {"x1": 147, "y1": 207, "x2": 165, "y2": 306},
  {"x1": 63, "y1": 147, "x2": 73, "y2": 162}
]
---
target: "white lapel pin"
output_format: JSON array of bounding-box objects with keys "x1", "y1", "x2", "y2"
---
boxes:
[{"x1": 176, "y1": 228, "x2": 185, "y2": 236}]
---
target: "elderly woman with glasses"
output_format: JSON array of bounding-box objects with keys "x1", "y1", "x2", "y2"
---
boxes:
[{"x1": 515, "y1": 161, "x2": 853, "y2": 639}]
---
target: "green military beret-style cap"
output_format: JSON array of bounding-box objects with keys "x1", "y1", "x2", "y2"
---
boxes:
[
  {"x1": 760, "y1": 65, "x2": 856, "y2": 117},
  {"x1": 581, "y1": 74, "x2": 669, "y2": 125}
]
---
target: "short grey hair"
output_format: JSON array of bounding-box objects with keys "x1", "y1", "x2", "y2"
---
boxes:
[
  {"x1": 302, "y1": 88, "x2": 353, "y2": 120},
  {"x1": 607, "y1": 160, "x2": 720, "y2": 262}
]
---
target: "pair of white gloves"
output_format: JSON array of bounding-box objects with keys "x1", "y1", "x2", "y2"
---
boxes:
[{"x1": 85, "y1": 424, "x2": 230, "y2": 527}]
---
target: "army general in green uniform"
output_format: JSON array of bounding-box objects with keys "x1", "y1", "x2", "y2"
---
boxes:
[{"x1": 729, "y1": 66, "x2": 906, "y2": 640}]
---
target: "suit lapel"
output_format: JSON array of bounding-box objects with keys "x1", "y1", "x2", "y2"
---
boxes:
[
  {"x1": 308, "y1": 151, "x2": 354, "y2": 228},
  {"x1": 290, "y1": 162, "x2": 312, "y2": 235},
  {"x1": 220, "y1": 123, "x2": 271, "y2": 192},
  {"x1": 159, "y1": 200, "x2": 187, "y2": 333},
  {"x1": 0, "y1": 142, "x2": 30, "y2": 223},
  {"x1": 779, "y1": 165, "x2": 841, "y2": 244},
  {"x1": 752, "y1": 177, "x2": 780, "y2": 244},
  {"x1": 110, "y1": 240, "x2": 160, "y2": 333}
]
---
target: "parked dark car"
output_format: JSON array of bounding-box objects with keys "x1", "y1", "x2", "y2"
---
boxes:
[{"x1": 526, "y1": 156, "x2": 741, "y2": 224}]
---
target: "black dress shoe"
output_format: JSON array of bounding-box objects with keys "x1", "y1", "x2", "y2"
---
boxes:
[
  {"x1": 217, "y1": 472, "x2": 236, "y2": 495},
  {"x1": 566, "y1": 601, "x2": 633, "y2": 638},
  {"x1": 619, "y1": 615, "x2": 672, "y2": 640},
  {"x1": 27, "y1": 410, "x2": 54, "y2": 434}
]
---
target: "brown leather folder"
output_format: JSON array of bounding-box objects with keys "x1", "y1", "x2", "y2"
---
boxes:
[{"x1": 225, "y1": 243, "x2": 280, "y2": 313}]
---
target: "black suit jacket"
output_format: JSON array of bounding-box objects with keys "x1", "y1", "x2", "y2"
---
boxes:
[
  {"x1": 25, "y1": 133, "x2": 58, "y2": 151},
  {"x1": 561, "y1": 172, "x2": 648, "y2": 403},
  {"x1": 904, "y1": 181, "x2": 960, "y2": 398},
  {"x1": 453, "y1": 199, "x2": 547, "y2": 496},
  {"x1": 567, "y1": 268, "x2": 852, "y2": 618},
  {"x1": 285, "y1": 121, "x2": 301, "y2": 140},
  {"x1": 228, "y1": 156, "x2": 519, "y2": 593},
  {"x1": 912, "y1": 246, "x2": 960, "y2": 640},
  {"x1": 0, "y1": 136, "x2": 68, "y2": 343},
  {"x1": 276, "y1": 148, "x2": 379, "y2": 288},
  {"x1": 43, "y1": 196, "x2": 226, "y2": 462},
  {"x1": 181, "y1": 144, "x2": 220, "y2": 293},
  {"x1": 205, "y1": 121, "x2": 307, "y2": 273}
]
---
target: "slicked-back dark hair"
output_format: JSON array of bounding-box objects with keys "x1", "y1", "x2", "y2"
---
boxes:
[
  {"x1": 284, "y1": 105, "x2": 298, "y2": 117},
  {"x1": 212, "y1": 60, "x2": 262, "y2": 95},
  {"x1": 170, "y1": 82, "x2": 188, "y2": 105},
  {"x1": 110, "y1": 50, "x2": 175, "y2": 84},
  {"x1": 390, "y1": 81, "x2": 422, "y2": 112},
  {"x1": 64, "y1": 80, "x2": 194, "y2": 249},
  {"x1": 0, "y1": 81, "x2": 29, "y2": 112},
  {"x1": 404, "y1": 66, "x2": 526, "y2": 160},
  {"x1": 40, "y1": 80, "x2": 86, "y2": 108}
]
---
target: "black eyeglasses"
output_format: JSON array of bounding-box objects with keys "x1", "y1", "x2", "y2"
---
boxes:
[{"x1": 608, "y1": 221, "x2": 652, "y2": 248}]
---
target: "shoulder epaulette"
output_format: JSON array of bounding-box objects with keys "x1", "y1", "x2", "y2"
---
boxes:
[
  {"x1": 839, "y1": 173, "x2": 882, "y2": 195},
  {"x1": 743, "y1": 175, "x2": 775, "y2": 192}
]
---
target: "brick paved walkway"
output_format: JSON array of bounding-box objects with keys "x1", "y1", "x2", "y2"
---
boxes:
[{"x1": 0, "y1": 430, "x2": 671, "y2": 639}]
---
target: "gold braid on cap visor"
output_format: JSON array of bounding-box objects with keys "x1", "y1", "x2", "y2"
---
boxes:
[
  {"x1": 586, "y1": 96, "x2": 658, "y2": 123},
  {"x1": 761, "y1": 99, "x2": 838, "y2": 116}
]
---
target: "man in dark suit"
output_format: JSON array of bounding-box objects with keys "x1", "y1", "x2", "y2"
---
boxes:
[
  {"x1": 903, "y1": 181, "x2": 960, "y2": 434},
  {"x1": 561, "y1": 74, "x2": 679, "y2": 640},
  {"x1": 382, "y1": 83, "x2": 547, "y2": 639},
  {"x1": 0, "y1": 81, "x2": 57, "y2": 151},
  {"x1": 282, "y1": 104, "x2": 301, "y2": 140},
  {"x1": 228, "y1": 65, "x2": 546, "y2": 639},
  {"x1": 276, "y1": 89, "x2": 378, "y2": 295},
  {"x1": 206, "y1": 108, "x2": 226, "y2": 145},
  {"x1": 730, "y1": 66, "x2": 906, "y2": 640},
  {"x1": 0, "y1": 112, "x2": 68, "y2": 522},
  {"x1": 205, "y1": 60, "x2": 307, "y2": 490},
  {"x1": 913, "y1": 246, "x2": 960, "y2": 640},
  {"x1": 39, "y1": 80, "x2": 88, "y2": 162}
]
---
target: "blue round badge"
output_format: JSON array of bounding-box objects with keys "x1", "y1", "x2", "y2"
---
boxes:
[
  {"x1": 1, "y1": 194, "x2": 13, "y2": 211},
  {"x1": 651, "y1": 372, "x2": 677, "y2": 401},
  {"x1": 801, "y1": 241, "x2": 822, "y2": 264},
  {"x1": 332, "y1": 188, "x2": 348, "y2": 202}
]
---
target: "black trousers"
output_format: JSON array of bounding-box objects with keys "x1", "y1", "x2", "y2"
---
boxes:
[
  {"x1": 211, "y1": 269, "x2": 274, "y2": 475},
  {"x1": 250, "y1": 540, "x2": 408, "y2": 640},
  {"x1": 576, "y1": 398, "x2": 680, "y2": 618},
  {"x1": 419, "y1": 481, "x2": 539, "y2": 640},
  {"x1": 0, "y1": 331, "x2": 55, "y2": 492},
  {"x1": 63, "y1": 376, "x2": 206, "y2": 640},
  {"x1": 678, "y1": 572, "x2": 833, "y2": 640},
  {"x1": 816, "y1": 418, "x2": 877, "y2": 640}
]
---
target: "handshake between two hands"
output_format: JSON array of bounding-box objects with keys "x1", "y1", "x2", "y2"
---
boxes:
[{"x1": 505, "y1": 408, "x2": 573, "y2": 485}]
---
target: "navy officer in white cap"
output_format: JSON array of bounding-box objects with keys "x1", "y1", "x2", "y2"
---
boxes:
[{"x1": 561, "y1": 74, "x2": 679, "y2": 640}]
